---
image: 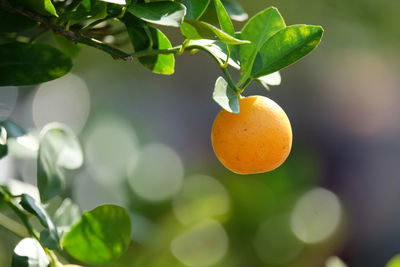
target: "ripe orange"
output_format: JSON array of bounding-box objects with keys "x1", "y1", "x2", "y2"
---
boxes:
[{"x1": 211, "y1": 95, "x2": 292, "y2": 174}]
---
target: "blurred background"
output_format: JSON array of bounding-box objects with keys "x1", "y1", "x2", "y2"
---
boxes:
[{"x1": 1, "y1": 0, "x2": 400, "y2": 266}]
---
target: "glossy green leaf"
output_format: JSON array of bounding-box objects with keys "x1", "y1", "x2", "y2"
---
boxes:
[
  {"x1": 12, "y1": 238, "x2": 49, "y2": 267},
  {"x1": 239, "y1": 7, "x2": 285, "y2": 83},
  {"x1": 181, "y1": 20, "x2": 249, "y2": 45},
  {"x1": 386, "y1": 255, "x2": 400, "y2": 267},
  {"x1": 54, "y1": 198, "x2": 81, "y2": 237},
  {"x1": 63, "y1": 205, "x2": 132, "y2": 264},
  {"x1": 214, "y1": 0, "x2": 234, "y2": 36},
  {"x1": 69, "y1": 0, "x2": 107, "y2": 25},
  {"x1": 188, "y1": 39, "x2": 239, "y2": 69},
  {"x1": 181, "y1": 0, "x2": 210, "y2": 20},
  {"x1": 0, "y1": 42, "x2": 72, "y2": 86},
  {"x1": 126, "y1": 23, "x2": 175, "y2": 75},
  {"x1": 100, "y1": 0, "x2": 126, "y2": 4},
  {"x1": 213, "y1": 76, "x2": 239, "y2": 113},
  {"x1": 37, "y1": 123, "x2": 83, "y2": 202},
  {"x1": 221, "y1": 0, "x2": 248, "y2": 21},
  {"x1": 0, "y1": 10, "x2": 38, "y2": 33},
  {"x1": 21, "y1": 0, "x2": 58, "y2": 17},
  {"x1": 20, "y1": 194, "x2": 60, "y2": 249},
  {"x1": 256, "y1": 71, "x2": 281, "y2": 90},
  {"x1": 251, "y1": 25, "x2": 324, "y2": 78},
  {"x1": 127, "y1": 2, "x2": 186, "y2": 27}
]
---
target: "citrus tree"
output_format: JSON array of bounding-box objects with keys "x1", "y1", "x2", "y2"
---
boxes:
[{"x1": 0, "y1": 0, "x2": 324, "y2": 266}]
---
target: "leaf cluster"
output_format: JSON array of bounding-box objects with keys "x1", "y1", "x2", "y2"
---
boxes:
[{"x1": 0, "y1": 0, "x2": 323, "y2": 112}]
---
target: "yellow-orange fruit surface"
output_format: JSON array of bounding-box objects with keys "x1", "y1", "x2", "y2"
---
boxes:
[{"x1": 211, "y1": 95, "x2": 292, "y2": 174}]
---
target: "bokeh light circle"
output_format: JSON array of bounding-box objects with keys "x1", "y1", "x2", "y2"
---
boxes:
[
  {"x1": 254, "y1": 214, "x2": 303, "y2": 265},
  {"x1": 128, "y1": 143, "x2": 184, "y2": 202},
  {"x1": 32, "y1": 73, "x2": 90, "y2": 133},
  {"x1": 291, "y1": 188, "x2": 342, "y2": 244},
  {"x1": 170, "y1": 219, "x2": 228, "y2": 267},
  {"x1": 172, "y1": 175, "x2": 230, "y2": 225},
  {"x1": 84, "y1": 114, "x2": 138, "y2": 185}
]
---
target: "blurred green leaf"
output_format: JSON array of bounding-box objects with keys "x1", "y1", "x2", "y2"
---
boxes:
[
  {"x1": 213, "y1": 76, "x2": 239, "y2": 113},
  {"x1": 54, "y1": 198, "x2": 81, "y2": 237},
  {"x1": 19, "y1": 0, "x2": 58, "y2": 17},
  {"x1": 252, "y1": 25, "x2": 324, "y2": 78},
  {"x1": 54, "y1": 34, "x2": 82, "y2": 58},
  {"x1": 127, "y1": 2, "x2": 186, "y2": 27},
  {"x1": 0, "y1": 9, "x2": 38, "y2": 33},
  {"x1": 181, "y1": 20, "x2": 249, "y2": 44},
  {"x1": 126, "y1": 22, "x2": 175, "y2": 75},
  {"x1": 214, "y1": 0, "x2": 234, "y2": 36},
  {"x1": 221, "y1": 0, "x2": 248, "y2": 21},
  {"x1": 12, "y1": 238, "x2": 49, "y2": 267},
  {"x1": 20, "y1": 194, "x2": 60, "y2": 249},
  {"x1": 0, "y1": 121, "x2": 26, "y2": 138},
  {"x1": 181, "y1": 0, "x2": 210, "y2": 20},
  {"x1": 386, "y1": 255, "x2": 400, "y2": 267},
  {"x1": 63, "y1": 205, "x2": 132, "y2": 264},
  {"x1": 0, "y1": 42, "x2": 72, "y2": 86},
  {"x1": 239, "y1": 7, "x2": 285, "y2": 84},
  {"x1": 37, "y1": 123, "x2": 83, "y2": 202},
  {"x1": 0, "y1": 126, "x2": 7, "y2": 159}
]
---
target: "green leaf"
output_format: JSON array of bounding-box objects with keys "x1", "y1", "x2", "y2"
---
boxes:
[
  {"x1": 0, "y1": 121, "x2": 26, "y2": 138},
  {"x1": 63, "y1": 205, "x2": 132, "y2": 264},
  {"x1": 188, "y1": 39, "x2": 239, "y2": 69},
  {"x1": 69, "y1": 0, "x2": 107, "y2": 25},
  {"x1": 239, "y1": 7, "x2": 286, "y2": 84},
  {"x1": 214, "y1": 0, "x2": 234, "y2": 36},
  {"x1": 0, "y1": 126, "x2": 7, "y2": 159},
  {"x1": 100, "y1": 0, "x2": 126, "y2": 4},
  {"x1": 181, "y1": 20, "x2": 249, "y2": 45},
  {"x1": 127, "y1": 2, "x2": 186, "y2": 27},
  {"x1": 12, "y1": 238, "x2": 49, "y2": 267},
  {"x1": 256, "y1": 71, "x2": 281, "y2": 90},
  {"x1": 54, "y1": 198, "x2": 81, "y2": 237},
  {"x1": 0, "y1": 42, "x2": 72, "y2": 86},
  {"x1": 386, "y1": 255, "x2": 400, "y2": 267},
  {"x1": 213, "y1": 76, "x2": 239, "y2": 113},
  {"x1": 181, "y1": 0, "x2": 210, "y2": 20},
  {"x1": 251, "y1": 25, "x2": 324, "y2": 78},
  {"x1": 20, "y1": 194, "x2": 60, "y2": 249},
  {"x1": 37, "y1": 123, "x2": 83, "y2": 202},
  {"x1": 0, "y1": 10, "x2": 38, "y2": 33},
  {"x1": 21, "y1": 0, "x2": 58, "y2": 17},
  {"x1": 54, "y1": 35, "x2": 82, "y2": 58},
  {"x1": 126, "y1": 22, "x2": 175, "y2": 75},
  {"x1": 221, "y1": 0, "x2": 248, "y2": 21}
]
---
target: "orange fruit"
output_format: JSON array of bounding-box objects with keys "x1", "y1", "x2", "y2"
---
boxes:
[{"x1": 211, "y1": 95, "x2": 292, "y2": 174}]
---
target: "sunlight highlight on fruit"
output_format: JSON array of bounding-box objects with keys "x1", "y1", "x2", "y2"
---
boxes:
[
  {"x1": 170, "y1": 219, "x2": 228, "y2": 267},
  {"x1": 291, "y1": 188, "x2": 342, "y2": 244},
  {"x1": 172, "y1": 175, "x2": 231, "y2": 225},
  {"x1": 128, "y1": 143, "x2": 184, "y2": 202},
  {"x1": 32, "y1": 74, "x2": 90, "y2": 133},
  {"x1": 211, "y1": 95, "x2": 292, "y2": 174}
]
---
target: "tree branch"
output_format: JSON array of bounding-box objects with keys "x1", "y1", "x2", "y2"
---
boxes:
[{"x1": 0, "y1": 0, "x2": 134, "y2": 61}]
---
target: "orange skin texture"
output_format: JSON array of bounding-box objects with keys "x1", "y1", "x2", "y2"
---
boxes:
[{"x1": 211, "y1": 95, "x2": 292, "y2": 174}]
